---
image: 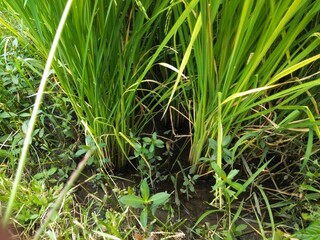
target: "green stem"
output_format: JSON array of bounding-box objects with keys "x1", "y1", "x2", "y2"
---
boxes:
[{"x1": 216, "y1": 92, "x2": 223, "y2": 208}]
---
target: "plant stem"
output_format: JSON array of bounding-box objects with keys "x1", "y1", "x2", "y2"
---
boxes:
[{"x1": 216, "y1": 92, "x2": 223, "y2": 208}]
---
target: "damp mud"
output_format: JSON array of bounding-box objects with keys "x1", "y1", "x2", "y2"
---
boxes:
[
  {"x1": 75, "y1": 165, "x2": 276, "y2": 239},
  {"x1": 73, "y1": 117, "x2": 300, "y2": 239}
]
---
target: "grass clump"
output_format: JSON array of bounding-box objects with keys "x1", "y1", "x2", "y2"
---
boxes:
[
  {"x1": 2, "y1": 0, "x2": 178, "y2": 169},
  {"x1": 165, "y1": 0, "x2": 320, "y2": 165}
]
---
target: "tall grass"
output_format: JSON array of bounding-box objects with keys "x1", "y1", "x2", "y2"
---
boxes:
[
  {"x1": 2, "y1": 1, "x2": 319, "y2": 170},
  {"x1": 166, "y1": 0, "x2": 320, "y2": 166},
  {"x1": 1, "y1": 0, "x2": 179, "y2": 168}
]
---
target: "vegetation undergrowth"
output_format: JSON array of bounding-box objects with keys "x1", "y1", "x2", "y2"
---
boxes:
[{"x1": 0, "y1": 1, "x2": 320, "y2": 239}]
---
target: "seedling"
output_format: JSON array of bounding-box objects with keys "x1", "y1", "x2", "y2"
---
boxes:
[
  {"x1": 119, "y1": 179, "x2": 170, "y2": 229},
  {"x1": 177, "y1": 161, "x2": 200, "y2": 200},
  {"x1": 206, "y1": 137, "x2": 232, "y2": 164},
  {"x1": 130, "y1": 132, "x2": 165, "y2": 179}
]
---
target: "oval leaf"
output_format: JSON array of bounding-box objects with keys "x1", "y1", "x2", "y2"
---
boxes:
[
  {"x1": 119, "y1": 195, "x2": 144, "y2": 208},
  {"x1": 222, "y1": 135, "x2": 231, "y2": 147},
  {"x1": 140, "y1": 179, "x2": 150, "y2": 201},
  {"x1": 140, "y1": 207, "x2": 148, "y2": 229},
  {"x1": 149, "y1": 192, "x2": 170, "y2": 207}
]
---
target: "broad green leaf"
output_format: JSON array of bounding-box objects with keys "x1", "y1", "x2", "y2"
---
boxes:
[
  {"x1": 142, "y1": 137, "x2": 151, "y2": 143},
  {"x1": 154, "y1": 139, "x2": 164, "y2": 148},
  {"x1": 235, "y1": 224, "x2": 247, "y2": 233},
  {"x1": 149, "y1": 192, "x2": 170, "y2": 207},
  {"x1": 119, "y1": 195, "x2": 144, "y2": 209},
  {"x1": 19, "y1": 113, "x2": 31, "y2": 117},
  {"x1": 222, "y1": 135, "x2": 231, "y2": 147},
  {"x1": 21, "y1": 120, "x2": 29, "y2": 134},
  {"x1": 39, "y1": 128, "x2": 44, "y2": 138},
  {"x1": 0, "y1": 112, "x2": 17, "y2": 119},
  {"x1": 208, "y1": 138, "x2": 217, "y2": 150},
  {"x1": 193, "y1": 175, "x2": 200, "y2": 181},
  {"x1": 47, "y1": 167, "x2": 57, "y2": 176},
  {"x1": 210, "y1": 161, "x2": 226, "y2": 180},
  {"x1": 33, "y1": 172, "x2": 45, "y2": 180},
  {"x1": 152, "y1": 132, "x2": 157, "y2": 139},
  {"x1": 140, "y1": 179, "x2": 150, "y2": 201},
  {"x1": 140, "y1": 207, "x2": 148, "y2": 229},
  {"x1": 229, "y1": 181, "x2": 244, "y2": 192},
  {"x1": 149, "y1": 144, "x2": 155, "y2": 153},
  {"x1": 75, "y1": 148, "x2": 88, "y2": 157},
  {"x1": 227, "y1": 169, "x2": 239, "y2": 180},
  {"x1": 29, "y1": 214, "x2": 39, "y2": 220}
]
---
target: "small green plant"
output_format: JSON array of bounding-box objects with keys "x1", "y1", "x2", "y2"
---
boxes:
[
  {"x1": 177, "y1": 161, "x2": 200, "y2": 200},
  {"x1": 119, "y1": 178, "x2": 170, "y2": 230},
  {"x1": 181, "y1": 173, "x2": 199, "y2": 197},
  {"x1": 33, "y1": 167, "x2": 57, "y2": 182},
  {"x1": 199, "y1": 135, "x2": 271, "y2": 237},
  {"x1": 130, "y1": 132, "x2": 165, "y2": 179},
  {"x1": 208, "y1": 161, "x2": 243, "y2": 207},
  {"x1": 200, "y1": 135, "x2": 234, "y2": 208},
  {"x1": 205, "y1": 137, "x2": 233, "y2": 164},
  {"x1": 0, "y1": 167, "x2": 64, "y2": 226}
]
